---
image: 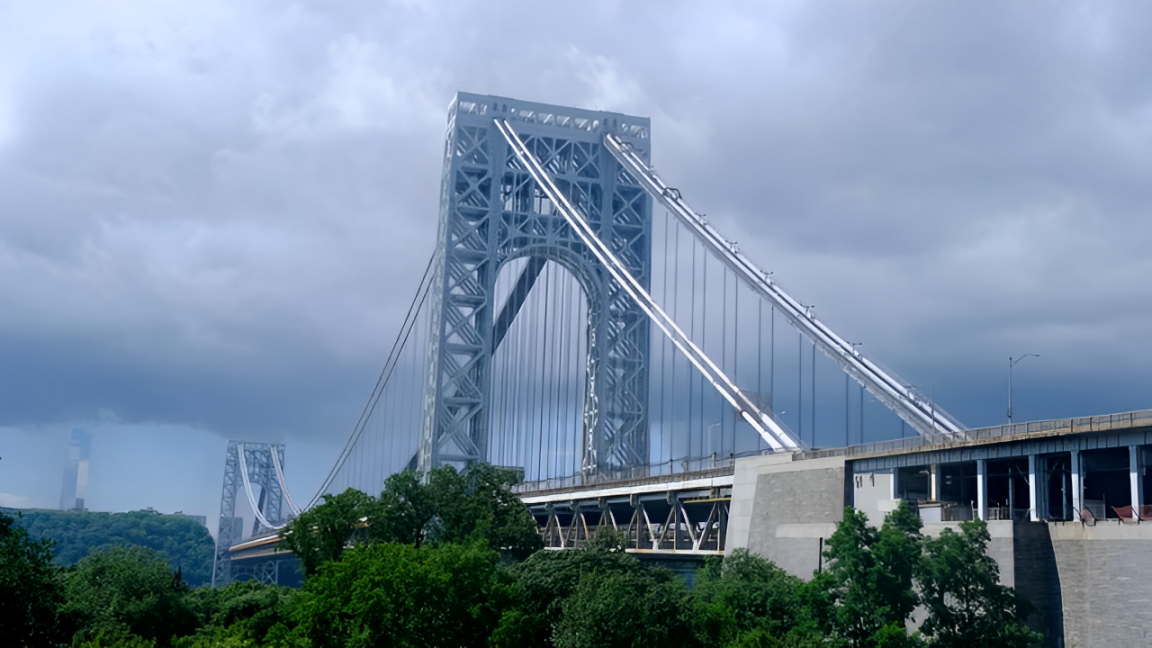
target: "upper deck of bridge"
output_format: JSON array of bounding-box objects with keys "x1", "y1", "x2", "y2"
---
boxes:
[
  {"x1": 512, "y1": 409, "x2": 1152, "y2": 500},
  {"x1": 800, "y1": 408, "x2": 1152, "y2": 469}
]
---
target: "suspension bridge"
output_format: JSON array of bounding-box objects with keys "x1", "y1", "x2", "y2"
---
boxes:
[
  {"x1": 212, "y1": 91, "x2": 969, "y2": 585},
  {"x1": 206, "y1": 92, "x2": 1152, "y2": 648}
]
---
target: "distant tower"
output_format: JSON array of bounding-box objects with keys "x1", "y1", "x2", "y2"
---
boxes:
[
  {"x1": 60, "y1": 429, "x2": 91, "y2": 511},
  {"x1": 212, "y1": 441, "x2": 287, "y2": 587}
]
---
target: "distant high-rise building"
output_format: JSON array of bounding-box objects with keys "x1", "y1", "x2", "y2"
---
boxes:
[{"x1": 60, "y1": 429, "x2": 91, "y2": 511}]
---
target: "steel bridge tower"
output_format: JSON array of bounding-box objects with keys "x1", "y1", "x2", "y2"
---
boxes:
[
  {"x1": 212, "y1": 441, "x2": 287, "y2": 586},
  {"x1": 419, "y1": 93, "x2": 654, "y2": 478}
]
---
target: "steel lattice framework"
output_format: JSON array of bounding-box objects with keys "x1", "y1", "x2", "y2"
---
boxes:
[
  {"x1": 419, "y1": 93, "x2": 654, "y2": 477},
  {"x1": 212, "y1": 441, "x2": 287, "y2": 587}
]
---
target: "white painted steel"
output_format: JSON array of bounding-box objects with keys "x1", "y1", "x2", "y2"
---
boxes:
[
  {"x1": 238, "y1": 444, "x2": 286, "y2": 531},
  {"x1": 270, "y1": 449, "x2": 301, "y2": 517},
  {"x1": 604, "y1": 134, "x2": 964, "y2": 440},
  {"x1": 496, "y1": 119, "x2": 798, "y2": 451}
]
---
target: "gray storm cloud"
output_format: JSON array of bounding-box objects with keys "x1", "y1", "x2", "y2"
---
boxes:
[{"x1": 0, "y1": 1, "x2": 1149, "y2": 445}]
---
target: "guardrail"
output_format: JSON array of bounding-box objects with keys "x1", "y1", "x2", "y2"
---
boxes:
[{"x1": 512, "y1": 457, "x2": 742, "y2": 495}]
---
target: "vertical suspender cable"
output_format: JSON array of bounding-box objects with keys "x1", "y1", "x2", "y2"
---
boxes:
[
  {"x1": 496, "y1": 120, "x2": 796, "y2": 450},
  {"x1": 605, "y1": 134, "x2": 963, "y2": 439}
]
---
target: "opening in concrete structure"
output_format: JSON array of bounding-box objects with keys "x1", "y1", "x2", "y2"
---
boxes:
[
  {"x1": 1144, "y1": 446, "x2": 1152, "y2": 507},
  {"x1": 937, "y1": 462, "x2": 977, "y2": 521},
  {"x1": 1041, "y1": 453, "x2": 1073, "y2": 521},
  {"x1": 895, "y1": 465, "x2": 930, "y2": 503},
  {"x1": 987, "y1": 457, "x2": 1031, "y2": 521},
  {"x1": 1082, "y1": 447, "x2": 1130, "y2": 519}
]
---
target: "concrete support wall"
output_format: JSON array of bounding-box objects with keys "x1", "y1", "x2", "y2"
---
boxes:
[
  {"x1": 1049, "y1": 523, "x2": 1152, "y2": 648},
  {"x1": 729, "y1": 449, "x2": 1152, "y2": 648},
  {"x1": 852, "y1": 470, "x2": 899, "y2": 525},
  {"x1": 1012, "y1": 522, "x2": 1064, "y2": 646},
  {"x1": 727, "y1": 453, "x2": 847, "y2": 578}
]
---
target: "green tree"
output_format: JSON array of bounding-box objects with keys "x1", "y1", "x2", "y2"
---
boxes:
[
  {"x1": 0, "y1": 510, "x2": 66, "y2": 648},
  {"x1": 496, "y1": 534, "x2": 653, "y2": 648},
  {"x1": 872, "y1": 502, "x2": 923, "y2": 626},
  {"x1": 869, "y1": 623, "x2": 927, "y2": 648},
  {"x1": 278, "y1": 488, "x2": 377, "y2": 576},
  {"x1": 423, "y1": 464, "x2": 543, "y2": 559},
  {"x1": 372, "y1": 469, "x2": 435, "y2": 546},
  {"x1": 9, "y1": 508, "x2": 216, "y2": 587},
  {"x1": 822, "y1": 507, "x2": 883, "y2": 647},
  {"x1": 916, "y1": 520, "x2": 1041, "y2": 648},
  {"x1": 290, "y1": 542, "x2": 513, "y2": 648},
  {"x1": 551, "y1": 568, "x2": 698, "y2": 648},
  {"x1": 281, "y1": 466, "x2": 541, "y2": 577},
  {"x1": 693, "y1": 549, "x2": 816, "y2": 646},
  {"x1": 182, "y1": 580, "x2": 296, "y2": 646},
  {"x1": 822, "y1": 504, "x2": 925, "y2": 648},
  {"x1": 62, "y1": 545, "x2": 198, "y2": 648}
]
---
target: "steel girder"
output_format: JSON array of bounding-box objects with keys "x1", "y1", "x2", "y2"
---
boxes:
[
  {"x1": 533, "y1": 490, "x2": 730, "y2": 554},
  {"x1": 419, "y1": 93, "x2": 652, "y2": 478}
]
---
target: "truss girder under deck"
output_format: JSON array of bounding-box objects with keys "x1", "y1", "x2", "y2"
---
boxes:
[{"x1": 528, "y1": 485, "x2": 731, "y2": 555}]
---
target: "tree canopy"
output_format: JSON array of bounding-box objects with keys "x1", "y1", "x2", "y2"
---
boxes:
[
  {"x1": 0, "y1": 510, "x2": 66, "y2": 648},
  {"x1": 280, "y1": 465, "x2": 542, "y2": 575},
  {"x1": 917, "y1": 520, "x2": 1041, "y2": 648},
  {"x1": 7, "y1": 507, "x2": 215, "y2": 587},
  {"x1": 0, "y1": 469, "x2": 1047, "y2": 647}
]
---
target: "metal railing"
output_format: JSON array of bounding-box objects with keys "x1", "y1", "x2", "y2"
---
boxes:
[
  {"x1": 986, "y1": 507, "x2": 1033, "y2": 522},
  {"x1": 513, "y1": 410, "x2": 1152, "y2": 496},
  {"x1": 798, "y1": 409, "x2": 1152, "y2": 461},
  {"x1": 512, "y1": 456, "x2": 743, "y2": 495}
]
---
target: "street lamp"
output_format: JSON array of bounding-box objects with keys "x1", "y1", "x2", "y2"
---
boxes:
[{"x1": 1007, "y1": 354, "x2": 1040, "y2": 424}]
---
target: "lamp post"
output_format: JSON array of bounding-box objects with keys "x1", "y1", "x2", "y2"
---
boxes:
[{"x1": 1007, "y1": 354, "x2": 1040, "y2": 424}]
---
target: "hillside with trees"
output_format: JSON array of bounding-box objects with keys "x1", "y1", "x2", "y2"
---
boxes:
[{"x1": 5, "y1": 508, "x2": 215, "y2": 587}]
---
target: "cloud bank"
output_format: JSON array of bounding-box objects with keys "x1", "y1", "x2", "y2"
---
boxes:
[{"x1": 1, "y1": 1, "x2": 1149, "y2": 452}]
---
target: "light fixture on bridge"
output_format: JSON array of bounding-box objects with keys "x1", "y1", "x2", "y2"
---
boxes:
[{"x1": 1007, "y1": 354, "x2": 1041, "y2": 424}]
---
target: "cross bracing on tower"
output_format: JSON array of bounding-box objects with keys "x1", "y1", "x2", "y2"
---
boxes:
[
  {"x1": 306, "y1": 92, "x2": 963, "y2": 503},
  {"x1": 213, "y1": 441, "x2": 294, "y2": 587}
]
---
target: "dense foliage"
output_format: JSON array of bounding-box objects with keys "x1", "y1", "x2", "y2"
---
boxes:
[
  {"x1": 0, "y1": 475, "x2": 1045, "y2": 648},
  {"x1": 8, "y1": 508, "x2": 215, "y2": 587},
  {"x1": 0, "y1": 511, "x2": 67, "y2": 647},
  {"x1": 280, "y1": 464, "x2": 542, "y2": 575}
]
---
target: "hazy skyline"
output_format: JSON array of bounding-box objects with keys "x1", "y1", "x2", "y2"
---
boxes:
[{"x1": 1, "y1": 2, "x2": 1149, "y2": 533}]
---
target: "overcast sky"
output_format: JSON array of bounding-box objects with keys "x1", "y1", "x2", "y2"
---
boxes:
[{"x1": 1, "y1": 2, "x2": 1149, "y2": 530}]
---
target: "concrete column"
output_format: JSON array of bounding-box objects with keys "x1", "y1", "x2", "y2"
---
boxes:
[
  {"x1": 889, "y1": 469, "x2": 897, "y2": 501},
  {"x1": 1008, "y1": 471, "x2": 1016, "y2": 517},
  {"x1": 929, "y1": 464, "x2": 939, "y2": 501},
  {"x1": 976, "y1": 459, "x2": 987, "y2": 521},
  {"x1": 1131, "y1": 445, "x2": 1143, "y2": 516},
  {"x1": 1028, "y1": 454, "x2": 1040, "y2": 521},
  {"x1": 1070, "y1": 449, "x2": 1082, "y2": 519}
]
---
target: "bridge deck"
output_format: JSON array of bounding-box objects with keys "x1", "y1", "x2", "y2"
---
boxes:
[{"x1": 800, "y1": 409, "x2": 1152, "y2": 462}]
